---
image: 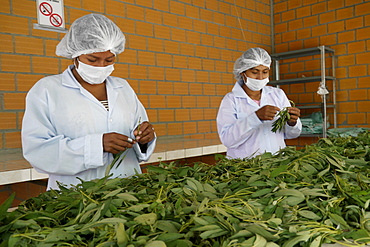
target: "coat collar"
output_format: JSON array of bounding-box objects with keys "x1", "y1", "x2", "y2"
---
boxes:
[{"x1": 231, "y1": 80, "x2": 274, "y2": 106}]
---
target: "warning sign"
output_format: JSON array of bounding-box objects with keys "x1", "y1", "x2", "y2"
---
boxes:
[{"x1": 35, "y1": 0, "x2": 66, "y2": 31}]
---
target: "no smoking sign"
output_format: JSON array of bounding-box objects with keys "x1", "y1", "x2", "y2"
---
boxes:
[{"x1": 36, "y1": 0, "x2": 65, "y2": 29}]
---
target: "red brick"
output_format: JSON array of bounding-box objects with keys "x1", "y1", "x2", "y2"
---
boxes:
[
  {"x1": 297, "y1": 6, "x2": 311, "y2": 18},
  {"x1": 357, "y1": 27, "x2": 370, "y2": 40},
  {"x1": 0, "y1": 34, "x2": 13, "y2": 53},
  {"x1": 358, "y1": 77, "x2": 369, "y2": 88},
  {"x1": 319, "y1": 11, "x2": 336, "y2": 24},
  {"x1": 183, "y1": 122, "x2": 197, "y2": 134},
  {"x1": 339, "y1": 102, "x2": 356, "y2": 113},
  {"x1": 197, "y1": 121, "x2": 211, "y2": 133},
  {"x1": 358, "y1": 101, "x2": 370, "y2": 112},
  {"x1": 336, "y1": 90, "x2": 349, "y2": 101},
  {"x1": 149, "y1": 95, "x2": 166, "y2": 108},
  {"x1": 5, "y1": 131, "x2": 21, "y2": 149},
  {"x1": 345, "y1": 17, "x2": 364, "y2": 30},
  {"x1": 136, "y1": 22, "x2": 153, "y2": 37},
  {"x1": 156, "y1": 53, "x2": 173, "y2": 67},
  {"x1": 338, "y1": 55, "x2": 355, "y2": 66},
  {"x1": 33, "y1": 57, "x2": 60, "y2": 75},
  {"x1": 139, "y1": 80, "x2": 157, "y2": 95},
  {"x1": 106, "y1": 0, "x2": 125, "y2": 17},
  {"x1": 182, "y1": 96, "x2": 197, "y2": 108},
  {"x1": 154, "y1": 0, "x2": 169, "y2": 12},
  {"x1": 312, "y1": 25, "x2": 327, "y2": 37},
  {"x1": 167, "y1": 122, "x2": 183, "y2": 136},
  {"x1": 4, "y1": 93, "x2": 26, "y2": 110},
  {"x1": 177, "y1": 16, "x2": 192, "y2": 30},
  {"x1": 126, "y1": 5, "x2": 145, "y2": 20},
  {"x1": 154, "y1": 25, "x2": 171, "y2": 40},
  {"x1": 348, "y1": 41, "x2": 366, "y2": 54},
  {"x1": 0, "y1": 73, "x2": 15, "y2": 91},
  {"x1": 288, "y1": 19, "x2": 303, "y2": 30},
  {"x1": 158, "y1": 109, "x2": 175, "y2": 122},
  {"x1": 138, "y1": 51, "x2": 155, "y2": 66},
  {"x1": 158, "y1": 81, "x2": 174, "y2": 94},
  {"x1": 190, "y1": 109, "x2": 204, "y2": 120},
  {"x1": 196, "y1": 96, "x2": 210, "y2": 108},
  {"x1": 164, "y1": 41, "x2": 180, "y2": 54},
  {"x1": 349, "y1": 89, "x2": 367, "y2": 101},
  {"x1": 127, "y1": 36, "x2": 146, "y2": 50},
  {"x1": 355, "y1": 2, "x2": 370, "y2": 16},
  {"x1": 303, "y1": 16, "x2": 318, "y2": 28},
  {"x1": 274, "y1": 1, "x2": 287, "y2": 13},
  {"x1": 336, "y1": 6, "x2": 354, "y2": 21},
  {"x1": 175, "y1": 109, "x2": 190, "y2": 121},
  {"x1": 196, "y1": 71, "x2": 209, "y2": 83},
  {"x1": 282, "y1": 31, "x2": 296, "y2": 42},
  {"x1": 174, "y1": 82, "x2": 189, "y2": 94},
  {"x1": 348, "y1": 65, "x2": 367, "y2": 77},
  {"x1": 1, "y1": 54, "x2": 31, "y2": 73},
  {"x1": 146, "y1": 109, "x2": 158, "y2": 122},
  {"x1": 348, "y1": 113, "x2": 365, "y2": 124},
  {"x1": 0, "y1": 113, "x2": 17, "y2": 130},
  {"x1": 171, "y1": 28, "x2": 186, "y2": 42},
  {"x1": 338, "y1": 30, "x2": 355, "y2": 43},
  {"x1": 328, "y1": 21, "x2": 345, "y2": 33},
  {"x1": 282, "y1": 10, "x2": 296, "y2": 22},
  {"x1": 164, "y1": 68, "x2": 180, "y2": 82},
  {"x1": 166, "y1": 95, "x2": 182, "y2": 108},
  {"x1": 204, "y1": 108, "x2": 217, "y2": 120},
  {"x1": 0, "y1": 16, "x2": 29, "y2": 35},
  {"x1": 148, "y1": 67, "x2": 165, "y2": 80},
  {"x1": 328, "y1": 0, "x2": 345, "y2": 10}
]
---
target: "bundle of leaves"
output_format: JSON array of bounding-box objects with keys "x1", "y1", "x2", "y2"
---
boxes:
[{"x1": 1, "y1": 131, "x2": 370, "y2": 247}]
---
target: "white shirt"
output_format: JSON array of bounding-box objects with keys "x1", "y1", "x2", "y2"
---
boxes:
[
  {"x1": 22, "y1": 65, "x2": 156, "y2": 190},
  {"x1": 216, "y1": 81, "x2": 302, "y2": 159}
]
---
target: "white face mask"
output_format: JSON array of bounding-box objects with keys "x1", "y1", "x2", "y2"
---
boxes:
[
  {"x1": 244, "y1": 76, "x2": 269, "y2": 91},
  {"x1": 75, "y1": 59, "x2": 114, "y2": 85}
]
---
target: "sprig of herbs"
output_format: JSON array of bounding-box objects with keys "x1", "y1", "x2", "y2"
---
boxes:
[
  {"x1": 105, "y1": 117, "x2": 142, "y2": 176},
  {"x1": 271, "y1": 100, "x2": 295, "y2": 133}
]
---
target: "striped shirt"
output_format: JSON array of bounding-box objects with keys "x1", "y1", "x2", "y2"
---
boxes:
[{"x1": 100, "y1": 100, "x2": 109, "y2": 110}]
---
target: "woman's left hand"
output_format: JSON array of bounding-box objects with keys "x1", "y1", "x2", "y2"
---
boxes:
[
  {"x1": 133, "y1": 121, "x2": 155, "y2": 144},
  {"x1": 287, "y1": 107, "x2": 301, "y2": 126}
]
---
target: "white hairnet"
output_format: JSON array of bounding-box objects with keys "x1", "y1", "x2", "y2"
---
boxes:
[
  {"x1": 233, "y1": 47, "x2": 271, "y2": 80},
  {"x1": 56, "y1": 13, "x2": 125, "y2": 59}
]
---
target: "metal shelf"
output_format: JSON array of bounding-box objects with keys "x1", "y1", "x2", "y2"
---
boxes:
[
  {"x1": 270, "y1": 46, "x2": 337, "y2": 138},
  {"x1": 270, "y1": 46, "x2": 334, "y2": 60},
  {"x1": 296, "y1": 104, "x2": 336, "y2": 109},
  {"x1": 269, "y1": 76, "x2": 335, "y2": 86}
]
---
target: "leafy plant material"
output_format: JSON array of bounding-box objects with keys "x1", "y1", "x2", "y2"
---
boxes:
[
  {"x1": 272, "y1": 100, "x2": 295, "y2": 133},
  {"x1": 2, "y1": 131, "x2": 370, "y2": 246}
]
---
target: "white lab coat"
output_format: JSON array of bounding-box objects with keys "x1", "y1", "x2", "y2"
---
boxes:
[
  {"x1": 216, "y1": 81, "x2": 302, "y2": 159},
  {"x1": 22, "y1": 65, "x2": 156, "y2": 190}
]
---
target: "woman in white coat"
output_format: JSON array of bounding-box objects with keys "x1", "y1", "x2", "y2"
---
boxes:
[
  {"x1": 22, "y1": 13, "x2": 156, "y2": 190},
  {"x1": 216, "y1": 47, "x2": 301, "y2": 159}
]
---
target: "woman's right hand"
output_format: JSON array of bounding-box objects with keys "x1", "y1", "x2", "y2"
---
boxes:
[
  {"x1": 103, "y1": 132, "x2": 136, "y2": 154},
  {"x1": 255, "y1": 105, "x2": 280, "y2": 121}
]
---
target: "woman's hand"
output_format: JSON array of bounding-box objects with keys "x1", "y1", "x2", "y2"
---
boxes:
[
  {"x1": 134, "y1": 121, "x2": 155, "y2": 144},
  {"x1": 255, "y1": 105, "x2": 280, "y2": 121},
  {"x1": 287, "y1": 107, "x2": 301, "y2": 126},
  {"x1": 103, "y1": 132, "x2": 136, "y2": 154}
]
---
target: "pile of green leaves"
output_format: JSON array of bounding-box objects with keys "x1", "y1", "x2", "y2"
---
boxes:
[{"x1": 2, "y1": 131, "x2": 370, "y2": 247}]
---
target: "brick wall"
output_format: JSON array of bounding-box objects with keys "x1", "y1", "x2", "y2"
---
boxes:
[
  {"x1": 274, "y1": 0, "x2": 370, "y2": 147},
  {"x1": 0, "y1": 0, "x2": 272, "y2": 151}
]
